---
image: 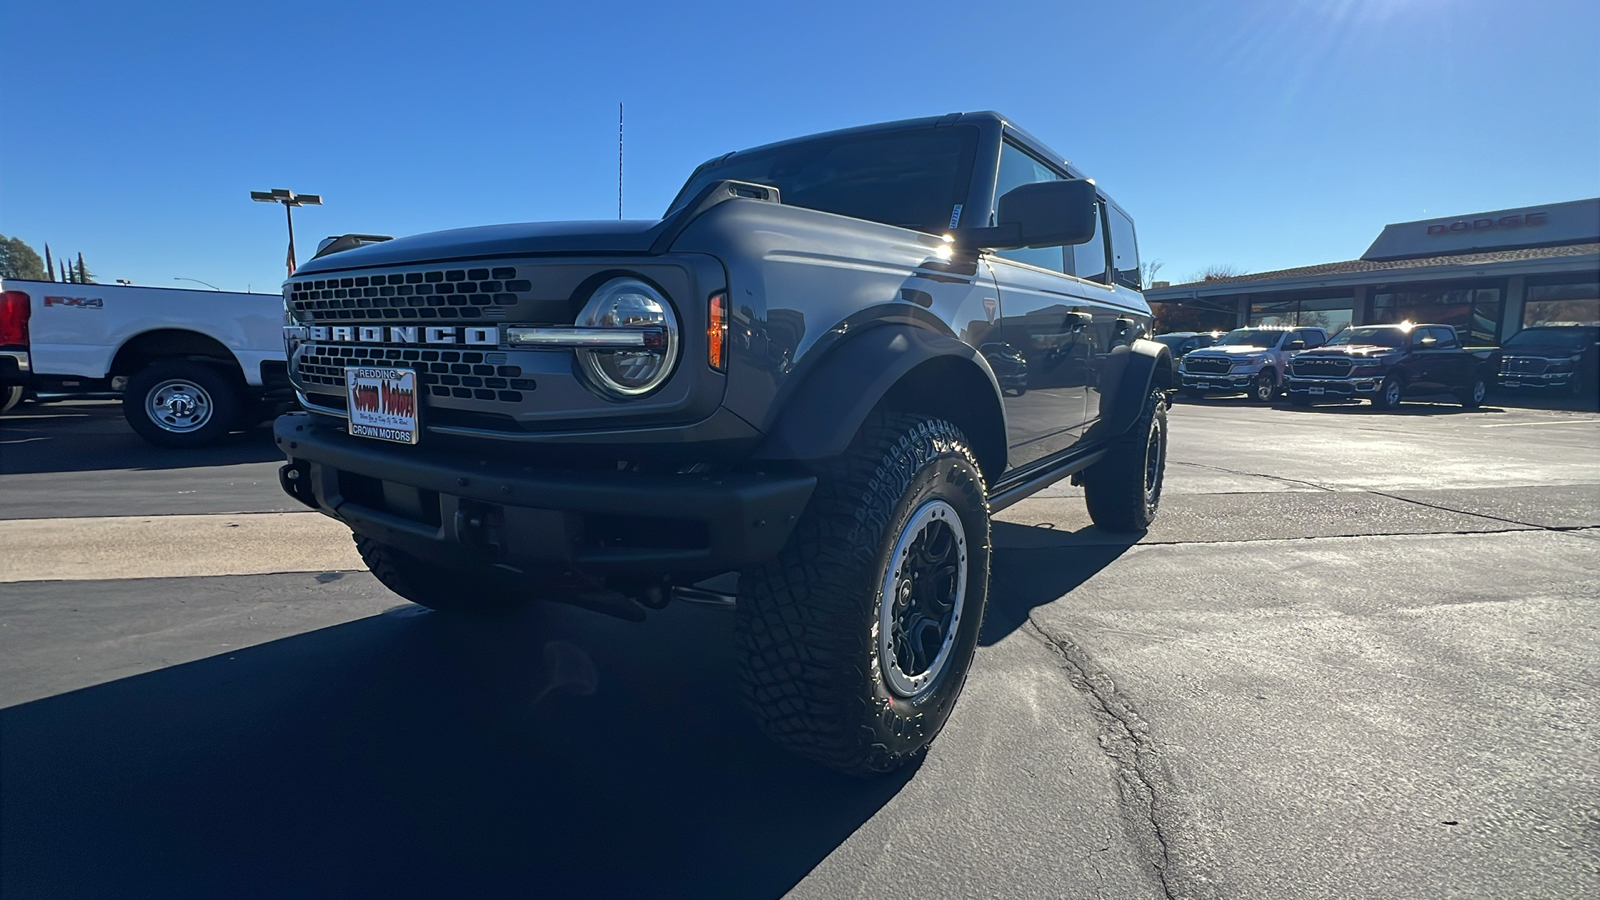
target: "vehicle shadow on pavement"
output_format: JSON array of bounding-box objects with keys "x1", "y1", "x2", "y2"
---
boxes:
[
  {"x1": 982, "y1": 521, "x2": 1136, "y2": 646},
  {"x1": 0, "y1": 402, "x2": 281, "y2": 475},
  {"x1": 0, "y1": 599, "x2": 911, "y2": 898}
]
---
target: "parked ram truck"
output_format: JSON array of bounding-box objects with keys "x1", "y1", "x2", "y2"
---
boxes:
[
  {"x1": 274, "y1": 112, "x2": 1172, "y2": 775},
  {"x1": 1177, "y1": 325, "x2": 1328, "y2": 402},
  {"x1": 1284, "y1": 323, "x2": 1495, "y2": 409},
  {"x1": 0, "y1": 280, "x2": 292, "y2": 445},
  {"x1": 1496, "y1": 325, "x2": 1599, "y2": 397}
]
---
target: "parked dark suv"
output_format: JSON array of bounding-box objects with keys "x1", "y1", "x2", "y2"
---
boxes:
[{"x1": 274, "y1": 112, "x2": 1172, "y2": 775}]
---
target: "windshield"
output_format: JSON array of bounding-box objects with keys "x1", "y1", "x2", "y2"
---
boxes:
[
  {"x1": 1214, "y1": 329, "x2": 1283, "y2": 348},
  {"x1": 1505, "y1": 328, "x2": 1595, "y2": 351},
  {"x1": 1327, "y1": 327, "x2": 1406, "y2": 348},
  {"x1": 665, "y1": 126, "x2": 980, "y2": 235}
]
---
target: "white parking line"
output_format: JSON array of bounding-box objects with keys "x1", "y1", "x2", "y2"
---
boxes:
[{"x1": 0, "y1": 513, "x2": 364, "y2": 583}]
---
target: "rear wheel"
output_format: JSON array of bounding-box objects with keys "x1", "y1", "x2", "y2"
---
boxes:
[
  {"x1": 354, "y1": 535, "x2": 525, "y2": 615},
  {"x1": 736, "y1": 413, "x2": 990, "y2": 776},
  {"x1": 1082, "y1": 389, "x2": 1168, "y2": 533},
  {"x1": 123, "y1": 360, "x2": 243, "y2": 447},
  {"x1": 1372, "y1": 375, "x2": 1403, "y2": 410},
  {"x1": 0, "y1": 385, "x2": 22, "y2": 415}
]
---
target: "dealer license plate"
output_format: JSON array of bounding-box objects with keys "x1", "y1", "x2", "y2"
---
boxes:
[
  {"x1": 1501, "y1": 378, "x2": 1520, "y2": 387},
  {"x1": 345, "y1": 367, "x2": 420, "y2": 444},
  {"x1": 1309, "y1": 386, "x2": 1325, "y2": 395}
]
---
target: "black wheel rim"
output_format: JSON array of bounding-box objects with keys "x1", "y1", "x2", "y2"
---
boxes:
[
  {"x1": 878, "y1": 499, "x2": 968, "y2": 699},
  {"x1": 1144, "y1": 414, "x2": 1165, "y2": 510}
]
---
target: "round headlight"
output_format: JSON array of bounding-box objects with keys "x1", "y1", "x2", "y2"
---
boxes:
[{"x1": 575, "y1": 277, "x2": 680, "y2": 398}]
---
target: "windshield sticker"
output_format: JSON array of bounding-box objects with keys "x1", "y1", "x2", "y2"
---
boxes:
[{"x1": 949, "y1": 204, "x2": 963, "y2": 229}]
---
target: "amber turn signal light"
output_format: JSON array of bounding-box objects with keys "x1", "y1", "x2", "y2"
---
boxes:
[{"x1": 707, "y1": 292, "x2": 728, "y2": 371}]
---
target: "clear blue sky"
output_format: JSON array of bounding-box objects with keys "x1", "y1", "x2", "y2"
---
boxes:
[{"x1": 4, "y1": 0, "x2": 1596, "y2": 293}]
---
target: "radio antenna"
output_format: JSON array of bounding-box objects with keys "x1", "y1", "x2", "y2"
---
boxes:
[{"x1": 618, "y1": 102, "x2": 624, "y2": 220}]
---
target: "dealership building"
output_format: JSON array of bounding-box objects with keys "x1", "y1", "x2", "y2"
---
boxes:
[{"x1": 1145, "y1": 197, "x2": 1600, "y2": 344}]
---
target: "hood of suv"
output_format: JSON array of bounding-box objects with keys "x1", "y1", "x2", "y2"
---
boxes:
[{"x1": 293, "y1": 219, "x2": 669, "y2": 275}]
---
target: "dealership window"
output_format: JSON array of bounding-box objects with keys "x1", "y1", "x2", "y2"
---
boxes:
[
  {"x1": 1248, "y1": 294, "x2": 1353, "y2": 334},
  {"x1": 1523, "y1": 275, "x2": 1600, "y2": 327},
  {"x1": 1371, "y1": 281, "x2": 1502, "y2": 345},
  {"x1": 992, "y1": 142, "x2": 1065, "y2": 273}
]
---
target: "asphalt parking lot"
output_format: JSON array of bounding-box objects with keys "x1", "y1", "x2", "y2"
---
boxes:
[{"x1": 2, "y1": 398, "x2": 1596, "y2": 899}]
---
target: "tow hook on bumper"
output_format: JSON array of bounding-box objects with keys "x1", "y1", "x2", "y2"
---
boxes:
[{"x1": 279, "y1": 462, "x2": 317, "y2": 510}]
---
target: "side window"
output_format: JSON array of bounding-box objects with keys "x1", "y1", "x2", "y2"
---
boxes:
[
  {"x1": 993, "y1": 142, "x2": 1065, "y2": 273},
  {"x1": 1071, "y1": 202, "x2": 1109, "y2": 283},
  {"x1": 1417, "y1": 328, "x2": 1441, "y2": 347},
  {"x1": 1434, "y1": 327, "x2": 1459, "y2": 348},
  {"x1": 1108, "y1": 207, "x2": 1140, "y2": 290}
]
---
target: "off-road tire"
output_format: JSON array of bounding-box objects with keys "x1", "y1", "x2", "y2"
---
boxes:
[
  {"x1": 1460, "y1": 372, "x2": 1488, "y2": 409},
  {"x1": 1250, "y1": 371, "x2": 1276, "y2": 403},
  {"x1": 123, "y1": 360, "x2": 243, "y2": 448},
  {"x1": 735, "y1": 413, "x2": 990, "y2": 776},
  {"x1": 1372, "y1": 375, "x2": 1403, "y2": 410},
  {"x1": 1082, "y1": 389, "x2": 1168, "y2": 533},
  {"x1": 355, "y1": 535, "x2": 523, "y2": 615}
]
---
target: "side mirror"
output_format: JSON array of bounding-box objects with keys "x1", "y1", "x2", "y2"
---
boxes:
[
  {"x1": 954, "y1": 179, "x2": 1098, "y2": 251},
  {"x1": 1286, "y1": 340, "x2": 1305, "y2": 351}
]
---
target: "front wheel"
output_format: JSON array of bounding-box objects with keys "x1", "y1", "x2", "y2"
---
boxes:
[
  {"x1": 1250, "y1": 371, "x2": 1277, "y2": 403},
  {"x1": 123, "y1": 360, "x2": 243, "y2": 447},
  {"x1": 1082, "y1": 389, "x2": 1168, "y2": 533},
  {"x1": 1372, "y1": 375, "x2": 1403, "y2": 410},
  {"x1": 1461, "y1": 373, "x2": 1488, "y2": 409},
  {"x1": 736, "y1": 413, "x2": 990, "y2": 776}
]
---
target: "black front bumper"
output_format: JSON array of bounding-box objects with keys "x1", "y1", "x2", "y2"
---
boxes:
[{"x1": 275, "y1": 413, "x2": 814, "y2": 577}]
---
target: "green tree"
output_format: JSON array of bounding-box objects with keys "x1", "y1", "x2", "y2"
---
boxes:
[
  {"x1": 0, "y1": 235, "x2": 47, "y2": 280},
  {"x1": 75, "y1": 252, "x2": 95, "y2": 284}
]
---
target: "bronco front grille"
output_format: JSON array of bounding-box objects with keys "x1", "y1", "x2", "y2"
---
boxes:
[
  {"x1": 1292, "y1": 358, "x2": 1353, "y2": 377},
  {"x1": 296, "y1": 344, "x2": 536, "y2": 402},
  {"x1": 1183, "y1": 357, "x2": 1233, "y2": 375},
  {"x1": 1501, "y1": 357, "x2": 1548, "y2": 375},
  {"x1": 286, "y1": 266, "x2": 534, "y2": 322}
]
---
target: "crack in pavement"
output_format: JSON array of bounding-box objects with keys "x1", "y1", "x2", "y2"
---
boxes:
[
  {"x1": 1169, "y1": 461, "x2": 1336, "y2": 492},
  {"x1": 1022, "y1": 617, "x2": 1211, "y2": 900},
  {"x1": 1364, "y1": 489, "x2": 1599, "y2": 533}
]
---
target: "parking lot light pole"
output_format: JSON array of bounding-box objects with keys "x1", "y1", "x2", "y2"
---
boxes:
[{"x1": 250, "y1": 188, "x2": 322, "y2": 276}]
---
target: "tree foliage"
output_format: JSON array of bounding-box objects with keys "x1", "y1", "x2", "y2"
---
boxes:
[
  {"x1": 0, "y1": 235, "x2": 47, "y2": 280},
  {"x1": 1187, "y1": 263, "x2": 1247, "y2": 283},
  {"x1": 75, "y1": 252, "x2": 95, "y2": 284}
]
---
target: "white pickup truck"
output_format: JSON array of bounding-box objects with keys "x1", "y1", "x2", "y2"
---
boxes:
[{"x1": 0, "y1": 279, "x2": 290, "y2": 446}]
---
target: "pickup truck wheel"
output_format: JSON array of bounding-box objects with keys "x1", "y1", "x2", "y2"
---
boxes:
[
  {"x1": 354, "y1": 535, "x2": 520, "y2": 615},
  {"x1": 1250, "y1": 371, "x2": 1276, "y2": 403},
  {"x1": 0, "y1": 385, "x2": 21, "y2": 415},
  {"x1": 123, "y1": 361, "x2": 242, "y2": 448},
  {"x1": 1082, "y1": 389, "x2": 1168, "y2": 533},
  {"x1": 735, "y1": 413, "x2": 990, "y2": 776},
  {"x1": 1373, "y1": 375, "x2": 1403, "y2": 410},
  {"x1": 1461, "y1": 373, "x2": 1488, "y2": 409}
]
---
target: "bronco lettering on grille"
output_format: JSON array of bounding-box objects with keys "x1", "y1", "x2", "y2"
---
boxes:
[{"x1": 307, "y1": 325, "x2": 498, "y2": 346}]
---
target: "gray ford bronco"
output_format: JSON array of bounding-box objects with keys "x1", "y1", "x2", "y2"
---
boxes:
[{"x1": 275, "y1": 112, "x2": 1172, "y2": 775}]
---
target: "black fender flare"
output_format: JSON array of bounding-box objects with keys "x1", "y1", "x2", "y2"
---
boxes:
[
  {"x1": 1085, "y1": 338, "x2": 1173, "y2": 443},
  {"x1": 752, "y1": 324, "x2": 1007, "y2": 475}
]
